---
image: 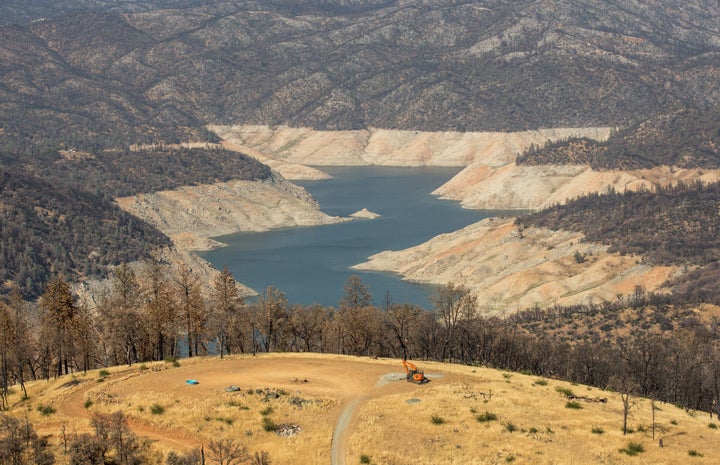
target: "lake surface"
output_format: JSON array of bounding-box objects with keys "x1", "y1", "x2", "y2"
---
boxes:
[{"x1": 200, "y1": 166, "x2": 510, "y2": 309}]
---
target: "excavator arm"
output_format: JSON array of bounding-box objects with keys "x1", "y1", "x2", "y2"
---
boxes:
[{"x1": 402, "y1": 359, "x2": 429, "y2": 384}]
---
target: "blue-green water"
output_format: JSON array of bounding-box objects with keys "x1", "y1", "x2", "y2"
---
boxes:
[{"x1": 199, "y1": 166, "x2": 509, "y2": 309}]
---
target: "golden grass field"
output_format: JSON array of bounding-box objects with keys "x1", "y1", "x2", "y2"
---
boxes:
[{"x1": 5, "y1": 353, "x2": 720, "y2": 464}]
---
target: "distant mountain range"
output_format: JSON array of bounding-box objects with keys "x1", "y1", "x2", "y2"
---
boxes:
[{"x1": 1, "y1": 0, "x2": 719, "y2": 152}]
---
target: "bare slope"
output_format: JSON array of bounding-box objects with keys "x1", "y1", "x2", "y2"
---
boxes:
[
  {"x1": 211, "y1": 125, "x2": 613, "y2": 168},
  {"x1": 354, "y1": 217, "x2": 678, "y2": 315},
  {"x1": 11, "y1": 354, "x2": 719, "y2": 465},
  {"x1": 116, "y1": 172, "x2": 345, "y2": 251}
]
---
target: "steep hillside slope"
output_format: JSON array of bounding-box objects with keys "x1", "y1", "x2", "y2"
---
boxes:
[
  {"x1": 115, "y1": 172, "x2": 346, "y2": 251},
  {"x1": 354, "y1": 217, "x2": 678, "y2": 314},
  {"x1": 1, "y1": 0, "x2": 719, "y2": 151}
]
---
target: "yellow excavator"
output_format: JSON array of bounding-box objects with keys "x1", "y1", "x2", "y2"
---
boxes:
[{"x1": 402, "y1": 359, "x2": 429, "y2": 384}]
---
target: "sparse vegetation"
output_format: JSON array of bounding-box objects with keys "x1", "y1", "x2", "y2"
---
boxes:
[
  {"x1": 431, "y1": 415, "x2": 445, "y2": 425},
  {"x1": 262, "y1": 417, "x2": 278, "y2": 432},
  {"x1": 688, "y1": 449, "x2": 704, "y2": 457},
  {"x1": 565, "y1": 401, "x2": 582, "y2": 410},
  {"x1": 591, "y1": 426, "x2": 604, "y2": 434},
  {"x1": 476, "y1": 412, "x2": 498, "y2": 422},
  {"x1": 36, "y1": 404, "x2": 55, "y2": 416},
  {"x1": 150, "y1": 403, "x2": 165, "y2": 415},
  {"x1": 619, "y1": 442, "x2": 645, "y2": 456},
  {"x1": 360, "y1": 454, "x2": 372, "y2": 464}
]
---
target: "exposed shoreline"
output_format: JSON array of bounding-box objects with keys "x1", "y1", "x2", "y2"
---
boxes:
[{"x1": 113, "y1": 126, "x2": 720, "y2": 311}]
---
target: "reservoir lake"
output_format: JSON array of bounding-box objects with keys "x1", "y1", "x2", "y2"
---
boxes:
[{"x1": 199, "y1": 166, "x2": 512, "y2": 309}]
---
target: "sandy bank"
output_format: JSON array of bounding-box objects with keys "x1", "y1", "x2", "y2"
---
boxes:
[
  {"x1": 210, "y1": 124, "x2": 613, "y2": 168},
  {"x1": 116, "y1": 172, "x2": 346, "y2": 251},
  {"x1": 354, "y1": 217, "x2": 679, "y2": 315}
]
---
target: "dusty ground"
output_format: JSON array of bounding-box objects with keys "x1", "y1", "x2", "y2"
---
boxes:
[
  {"x1": 12, "y1": 354, "x2": 720, "y2": 465},
  {"x1": 20, "y1": 354, "x2": 421, "y2": 465}
]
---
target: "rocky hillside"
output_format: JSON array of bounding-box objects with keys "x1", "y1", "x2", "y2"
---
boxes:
[
  {"x1": 1, "y1": 0, "x2": 719, "y2": 152},
  {"x1": 115, "y1": 172, "x2": 347, "y2": 251},
  {"x1": 354, "y1": 217, "x2": 678, "y2": 315},
  {"x1": 212, "y1": 125, "x2": 613, "y2": 167},
  {"x1": 518, "y1": 106, "x2": 720, "y2": 170}
]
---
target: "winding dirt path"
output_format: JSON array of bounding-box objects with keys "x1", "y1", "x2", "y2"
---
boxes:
[{"x1": 331, "y1": 372, "x2": 417, "y2": 465}]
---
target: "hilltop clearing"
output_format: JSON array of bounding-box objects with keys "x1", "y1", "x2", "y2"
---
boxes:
[{"x1": 7, "y1": 354, "x2": 719, "y2": 465}]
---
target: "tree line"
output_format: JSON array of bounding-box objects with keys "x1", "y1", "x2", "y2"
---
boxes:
[
  {"x1": 517, "y1": 105, "x2": 720, "y2": 170},
  {"x1": 2, "y1": 264, "x2": 719, "y2": 417}
]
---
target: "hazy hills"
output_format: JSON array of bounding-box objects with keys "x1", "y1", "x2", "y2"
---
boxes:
[{"x1": 1, "y1": 0, "x2": 719, "y2": 152}]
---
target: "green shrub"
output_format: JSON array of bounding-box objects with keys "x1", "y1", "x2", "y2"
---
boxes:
[
  {"x1": 619, "y1": 442, "x2": 644, "y2": 456},
  {"x1": 262, "y1": 417, "x2": 277, "y2": 432},
  {"x1": 476, "y1": 411, "x2": 498, "y2": 422},
  {"x1": 260, "y1": 406, "x2": 274, "y2": 416},
  {"x1": 216, "y1": 417, "x2": 233, "y2": 425},
  {"x1": 708, "y1": 423, "x2": 718, "y2": 430},
  {"x1": 533, "y1": 379, "x2": 548, "y2": 386},
  {"x1": 688, "y1": 450, "x2": 703, "y2": 457},
  {"x1": 360, "y1": 454, "x2": 371, "y2": 464},
  {"x1": 504, "y1": 423, "x2": 517, "y2": 433},
  {"x1": 565, "y1": 401, "x2": 582, "y2": 409},
  {"x1": 139, "y1": 364, "x2": 149, "y2": 371},
  {"x1": 36, "y1": 404, "x2": 55, "y2": 416},
  {"x1": 431, "y1": 415, "x2": 445, "y2": 425},
  {"x1": 528, "y1": 427, "x2": 539, "y2": 434},
  {"x1": 591, "y1": 426, "x2": 604, "y2": 434},
  {"x1": 150, "y1": 403, "x2": 165, "y2": 415},
  {"x1": 555, "y1": 386, "x2": 575, "y2": 398},
  {"x1": 84, "y1": 399, "x2": 93, "y2": 409},
  {"x1": 98, "y1": 369, "x2": 110, "y2": 378}
]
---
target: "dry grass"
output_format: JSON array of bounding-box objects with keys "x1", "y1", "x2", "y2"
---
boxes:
[
  {"x1": 5, "y1": 355, "x2": 720, "y2": 465},
  {"x1": 347, "y1": 362, "x2": 719, "y2": 465}
]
